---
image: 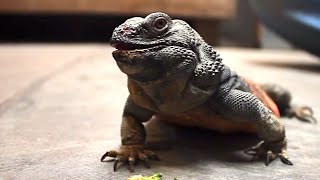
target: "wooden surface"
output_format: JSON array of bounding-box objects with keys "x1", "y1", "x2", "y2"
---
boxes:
[
  {"x1": 0, "y1": 0, "x2": 236, "y2": 45},
  {"x1": 0, "y1": 44, "x2": 319, "y2": 179},
  {"x1": 0, "y1": 0, "x2": 235, "y2": 18}
]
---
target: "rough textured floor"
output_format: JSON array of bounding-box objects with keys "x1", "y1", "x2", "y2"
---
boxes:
[{"x1": 0, "y1": 44, "x2": 319, "y2": 180}]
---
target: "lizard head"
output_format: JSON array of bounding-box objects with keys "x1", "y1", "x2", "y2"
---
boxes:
[{"x1": 110, "y1": 12, "x2": 205, "y2": 82}]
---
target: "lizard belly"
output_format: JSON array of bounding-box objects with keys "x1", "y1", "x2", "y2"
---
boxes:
[
  {"x1": 128, "y1": 78, "x2": 214, "y2": 113},
  {"x1": 155, "y1": 105, "x2": 257, "y2": 134}
]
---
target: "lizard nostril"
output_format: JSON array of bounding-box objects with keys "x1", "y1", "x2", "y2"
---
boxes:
[
  {"x1": 120, "y1": 26, "x2": 137, "y2": 35},
  {"x1": 123, "y1": 26, "x2": 130, "y2": 31}
]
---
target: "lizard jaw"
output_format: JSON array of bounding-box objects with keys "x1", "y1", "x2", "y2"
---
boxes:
[{"x1": 112, "y1": 44, "x2": 165, "y2": 61}]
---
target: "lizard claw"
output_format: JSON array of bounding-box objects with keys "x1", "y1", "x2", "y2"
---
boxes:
[
  {"x1": 113, "y1": 157, "x2": 120, "y2": 172},
  {"x1": 128, "y1": 157, "x2": 135, "y2": 172},
  {"x1": 244, "y1": 141, "x2": 262, "y2": 156},
  {"x1": 100, "y1": 150, "x2": 117, "y2": 162},
  {"x1": 279, "y1": 153, "x2": 293, "y2": 165},
  {"x1": 101, "y1": 145, "x2": 159, "y2": 172},
  {"x1": 138, "y1": 153, "x2": 152, "y2": 168},
  {"x1": 286, "y1": 106, "x2": 317, "y2": 124},
  {"x1": 244, "y1": 140, "x2": 293, "y2": 166},
  {"x1": 265, "y1": 150, "x2": 275, "y2": 166}
]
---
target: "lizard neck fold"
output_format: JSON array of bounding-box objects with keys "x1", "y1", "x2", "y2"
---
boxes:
[{"x1": 191, "y1": 42, "x2": 224, "y2": 90}]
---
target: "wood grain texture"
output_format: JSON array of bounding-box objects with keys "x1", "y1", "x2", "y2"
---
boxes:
[{"x1": 0, "y1": 0, "x2": 235, "y2": 18}]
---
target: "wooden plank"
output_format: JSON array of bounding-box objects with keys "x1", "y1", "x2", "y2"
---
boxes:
[
  {"x1": 163, "y1": 0, "x2": 235, "y2": 19},
  {"x1": 0, "y1": 0, "x2": 235, "y2": 19}
]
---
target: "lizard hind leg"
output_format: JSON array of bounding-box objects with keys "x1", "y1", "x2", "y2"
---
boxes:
[{"x1": 260, "y1": 83, "x2": 317, "y2": 124}]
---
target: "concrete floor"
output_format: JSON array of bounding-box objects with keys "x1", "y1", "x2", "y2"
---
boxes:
[{"x1": 0, "y1": 44, "x2": 319, "y2": 180}]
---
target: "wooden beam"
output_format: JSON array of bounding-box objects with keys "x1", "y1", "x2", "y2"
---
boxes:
[{"x1": 0, "y1": 0, "x2": 235, "y2": 19}]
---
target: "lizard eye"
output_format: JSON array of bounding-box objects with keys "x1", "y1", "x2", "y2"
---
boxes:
[
  {"x1": 153, "y1": 17, "x2": 168, "y2": 30},
  {"x1": 144, "y1": 13, "x2": 172, "y2": 36}
]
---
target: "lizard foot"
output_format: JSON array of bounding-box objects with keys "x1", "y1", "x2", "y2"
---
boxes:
[
  {"x1": 286, "y1": 106, "x2": 317, "y2": 124},
  {"x1": 244, "y1": 140, "x2": 293, "y2": 166},
  {"x1": 101, "y1": 145, "x2": 159, "y2": 172}
]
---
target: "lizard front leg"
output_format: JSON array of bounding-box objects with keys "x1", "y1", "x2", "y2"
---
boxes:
[
  {"x1": 210, "y1": 89, "x2": 293, "y2": 166},
  {"x1": 101, "y1": 96, "x2": 158, "y2": 172}
]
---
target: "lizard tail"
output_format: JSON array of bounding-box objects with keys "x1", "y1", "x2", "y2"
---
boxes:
[
  {"x1": 260, "y1": 83, "x2": 317, "y2": 123},
  {"x1": 259, "y1": 83, "x2": 291, "y2": 116}
]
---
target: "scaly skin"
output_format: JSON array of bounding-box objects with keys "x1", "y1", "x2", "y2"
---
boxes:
[{"x1": 101, "y1": 12, "x2": 316, "y2": 172}]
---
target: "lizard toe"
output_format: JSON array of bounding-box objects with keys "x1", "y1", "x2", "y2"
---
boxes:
[
  {"x1": 286, "y1": 106, "x2": 317, "y2": 124},
  {"x1": 101, "y1": 145, "x2": 159, "y2": 172},
  {"x1": 244, "y1": 140, "x2": 293, "y2": 166}
]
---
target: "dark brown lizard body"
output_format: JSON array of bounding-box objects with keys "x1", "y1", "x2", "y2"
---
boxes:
[
  {"x1": 128, "y1": 76, "x2": 279, "y2": 134},
  {"x1": 101, "y1": 12, "x2": 316, "y2": 172}
]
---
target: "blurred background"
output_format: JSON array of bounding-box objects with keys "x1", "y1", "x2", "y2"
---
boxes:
[
  {"x1": 0, "y1": 0, "x2": 313, "y2": 50},
  {"x1": 0, "y1": 1, "x2": 319, "y2": 179}
]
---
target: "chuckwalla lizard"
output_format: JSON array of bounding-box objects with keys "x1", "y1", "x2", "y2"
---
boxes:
[{"x1": 101, "y1": 12, "x2": 317, "y2": 172}]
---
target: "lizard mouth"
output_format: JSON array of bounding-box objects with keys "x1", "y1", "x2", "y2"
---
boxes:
[
  {"x1": 110, "y1": 42, "x2": 164, "y2": 65},
  {"x1": 111, "y1": 42, "x2": 166, "y2": 64},
  {"x1": 111, "y1": 41, "x2": 164, "y2": 53},
  {"x1": 112, "y1": 43, "x2": 151, "y2": 51}
]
